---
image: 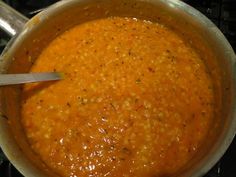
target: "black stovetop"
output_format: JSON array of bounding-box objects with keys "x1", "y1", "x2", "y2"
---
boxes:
[{"x1": 0, "y1": 0, "x2": 235, "y2": 177}]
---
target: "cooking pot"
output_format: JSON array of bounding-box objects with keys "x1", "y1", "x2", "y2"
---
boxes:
[{"x1": 0, "y1": 0, "x2": 236, "y2": 177}]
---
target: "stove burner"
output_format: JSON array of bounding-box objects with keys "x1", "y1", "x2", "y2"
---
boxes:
[
  {"x1": 0, "y1": 150, "x2": 23, "y2": 177},
  {"x1": 185, "y1": 0, "x2": 236, "y2": 50}
]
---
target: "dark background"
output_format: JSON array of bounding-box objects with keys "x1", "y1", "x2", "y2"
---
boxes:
[{"x1": 0, "y1": 0, "x2": 235, "y2": 177}]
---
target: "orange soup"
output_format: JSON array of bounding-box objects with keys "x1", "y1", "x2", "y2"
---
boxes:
[{"x1": 21, "y1": 17, "x2": 214, "y2": 177}]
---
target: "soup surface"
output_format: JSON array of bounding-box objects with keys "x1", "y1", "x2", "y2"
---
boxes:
[{"x1": 21, "y1": 17, "x2": 214, "y2": 177}]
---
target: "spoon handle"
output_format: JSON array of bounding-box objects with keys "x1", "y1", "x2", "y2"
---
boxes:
[{"x1": 0, "y1": 72, "x2": 63, "y2": 86}]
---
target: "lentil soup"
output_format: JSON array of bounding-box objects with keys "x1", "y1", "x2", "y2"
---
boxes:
[{"x1": 21, "y1": 17, "x2": 214, "y2": 177}]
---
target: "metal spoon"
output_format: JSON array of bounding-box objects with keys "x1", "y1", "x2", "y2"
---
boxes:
[{"x1": 0, "y1": 72, "x2": 63, "y2": 86}]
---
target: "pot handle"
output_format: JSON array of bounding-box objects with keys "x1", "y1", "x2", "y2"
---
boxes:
[{"x1": 0, "y1": 1, "x2": 28, "y2": 37}]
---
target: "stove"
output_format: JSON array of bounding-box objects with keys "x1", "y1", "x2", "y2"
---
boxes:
[{"x1": 0, "y1": 0, "x2": 235, "y2": 177}]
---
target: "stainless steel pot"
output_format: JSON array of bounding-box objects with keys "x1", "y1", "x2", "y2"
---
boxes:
[{"x1": 0, "y1": 0, "x2": 236, "y2": 177}]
